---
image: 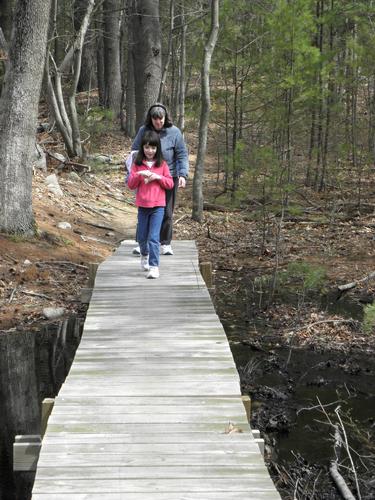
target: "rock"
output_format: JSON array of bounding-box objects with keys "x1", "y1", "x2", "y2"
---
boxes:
[
  {"x1": 49, "y1": 152, "x2": 66, "y2": 163},
  {"x1": 57, "y1": 222, "x2": 72, "y2": 230},
  {"x1": 87, "y1": 153, "x2": 113, "y2": 164},
  {"x1": 37, "y1": 122, "x2": 50, "y2": 132},
  {"x1": 23, "y1": 259, "x2": 32, "y2": 266},
  {"x1": 42, "y1": 307, "x2": 65, "y2": 320},
  {"x1": 45, "y1": 174, "x2": 64, "y2": 197},
  {"x1": 68, "y1": 172, "x2": 81, "y2": 182},
  {"x1": 32, "y1": 144, "x2": 47, "y2": 171}
]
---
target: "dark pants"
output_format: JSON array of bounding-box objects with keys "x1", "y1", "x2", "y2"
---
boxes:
[{"x1": 160, "y1": 177, "x2": 179, "y2": 245}]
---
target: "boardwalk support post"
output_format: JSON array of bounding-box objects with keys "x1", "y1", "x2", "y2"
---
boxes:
[
  {"x1": 13, "y1": 435, "x2": 41, "y2": 471},
  {"x1": 241, "y1": 395, "x2": 251, "y2": 423},
  {"x1": 199, "y1": 261, "x2": 213, "y2": 289},
  {"x1": 81, "y1": 262, "x2": 99, "y2": 303},
  {"x1": 41, "y1": 398, "x2": 55, "y2": 437}
]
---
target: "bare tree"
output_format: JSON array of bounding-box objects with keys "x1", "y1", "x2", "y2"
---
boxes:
[
  {"x1": 125, "y1": 0, "x2": 136, "y2": 136},
  {"x1": 74, "y1": 0, "x2": 98, "y2": 91},
  {"x1": 45, "y1": 0, "x2": 95, "y2": 157},
  {"x1": 192, "y1": 0, "x2": 219, "y2": 222},
  {"x1": 0, "y1": 0, "x2": 52, "y2": 234},
  {"x1": 177, "y1": 0, "x2": 187, "y2": 132},
  {"x1": 132, "y1": 0, "x2": 162, "y2": 128},
  {"x1": 103, "y1": 0, "x2": 122, "y2": 111},
  {"x1": 158, "y1": 0, "x2": 175, "y2": 102}
]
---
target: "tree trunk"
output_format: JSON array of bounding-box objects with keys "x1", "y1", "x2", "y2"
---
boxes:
[
  {"x1": 133, "y1": 0, "x2": 162, "y2": 128},
  {"x1": 74, "y1": 0, "x2": 97, "y2": 92},
  {"x1": 192, "y1": 0, "x2": 219, "y2": 222},
  {"x1": 125, "y1": 0, "x2": 136, "y2": 136},
  {"x1": 158, "y1": 0, "x2": 174, "y2": 102},
  {"x1": 46, "y1": 0, "x2": 95, "y2": 158},
  {"x1": 177, "y1": 0, "x2": 186, "y2": 132},
  {"x1": 0, "y1": 0, "x2": 52, "y2": 234},
  {"x1": 0, "y1": 0, "x2": 15, "y2": 42},
  {"x1": 96, "y1": 5, "x2": 105, "y2": 106},
  {"x1": 103, "y1": 0, "x2": 122, "y2": 112}
]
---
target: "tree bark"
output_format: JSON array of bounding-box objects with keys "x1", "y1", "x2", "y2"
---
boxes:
[
  {"x1": 192, "y1": 0, "x2": 219, "y2": 222},
  {"x1": 103, "y1": 0, "x2": 123, "y2": 112},
  {"x1": 177, "y1": 0, "x2": 186, "y2": 132},
  {"x1": 74, "y1": 0, "x2": 98, "y2": 92},
  {"x1": 0, "y1": 0, "x2": 52, "y2": 234},
  {"x1": 158, "y1": 0, "x2": 174, "y2": 102},
  {"x1": 133, "y1": 0, "x2": 162, "y2": 128},
  {"x1": 0, "y1": 0, "x2": 15, "y2": 42},
  {"x1": 125, "y1": 0, "x2": 136, "y2": 136}
]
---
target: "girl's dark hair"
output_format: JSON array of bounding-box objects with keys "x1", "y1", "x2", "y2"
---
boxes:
[
  {"x1": 135, "y1": 130, "x2": 164, "y2": 167},
  {"x1": 144, "y1": 103, "x2": 173, "y2": 129}
]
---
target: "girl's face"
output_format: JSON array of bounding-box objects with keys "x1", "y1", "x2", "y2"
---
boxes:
[{"x1": 143, "y1": 143, "x2": 157, "y2": 160}]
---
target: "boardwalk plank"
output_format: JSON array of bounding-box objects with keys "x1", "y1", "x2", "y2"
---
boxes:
[
  {"x1": 33, "y1": 492, "x2": 280, "y2": 500},
  {"x1": 32, "y1": 241, "x2": 280, "y2": 499}
]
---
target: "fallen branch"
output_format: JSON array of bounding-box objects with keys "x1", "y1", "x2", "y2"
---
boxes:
[
  {"x1": 296, "y1": 399, "x2": 343, "y2": 416},
  {"x1": 8, "y1": 287, "x2": 17, "y2": 304},
  {"x1": 330, "y1": 460, "x2": 356, "y2": 500},
  {"x1": 174, "y1": 214, "x2": 189, "y2": 225},
  {"x1": 203, "y1": 201, "x2": 240, "y2": 212},
  {"x1": 64, "y1": 160, "x2": 91, "y2": 172},
  {"x1": 338, "y1": 271, "x2": 375, "y2": 292},
  {"x1": 35, "y1": 261, "x2": 88, "y2": 269},
  {"x1": 75, "y1": 202, "x2": 110, "y2": 219},
  {"x1": 304, "y1": 319, "x2": 358, "y2": 331},
  {"x1": 83, "y1": 221, "x2": 116, "y2": 231},
  {"x1": 21, "y1": 290, "x2": 53, "y2": 300},
  {"x1": 334, "y1": 408, "x2": 361, "y2": 500}
]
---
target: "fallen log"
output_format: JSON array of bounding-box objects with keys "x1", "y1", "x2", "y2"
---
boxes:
[{"x1": 338, "y1": 270, "x2": 375, "y2": 291}]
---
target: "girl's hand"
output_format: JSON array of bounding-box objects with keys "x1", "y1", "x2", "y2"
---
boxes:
[
  {"x1": 146, "y1": 173, "x2": 161, "y2": 183},
  {"x1": 138, "y1": 170, "x2": 151, "y2": 178}
]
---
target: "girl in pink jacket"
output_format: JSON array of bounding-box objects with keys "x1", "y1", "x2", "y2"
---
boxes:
[{"x1": 127, "y1": 130, "x2": 174, "y2": 279}]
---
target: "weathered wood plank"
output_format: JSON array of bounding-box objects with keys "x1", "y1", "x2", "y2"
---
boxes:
[
  {"x1": 32, "y1": 477, "x2": 279, "y2": 494},
  {"x1": 32, "y1": 492, "x2": 280, "y2": 500},
  {"x1": 33, "y1": 441, "x2": 263, "y2": 454},
  {"x1": 41, "y1": 432, "x2": 257, "y2": 446},
  {"x1": 44, "y1": 422, "x2": 251, "y2": 434},
  {"x1": 32, "y1": 240, "x2": 280, "y2": 499},
  {"x1": 37, "y1": 453, "x2": 265, "y2": 467}
]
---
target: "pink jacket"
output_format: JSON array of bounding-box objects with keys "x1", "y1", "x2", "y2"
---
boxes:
[{"x1": 127, "y1": 160, "x2": 174, "y2": 207}]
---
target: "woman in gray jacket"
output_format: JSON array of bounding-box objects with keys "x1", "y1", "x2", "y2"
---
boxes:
[{"x1": 131, "y1": 103, "x2": 189, "y2": 255}]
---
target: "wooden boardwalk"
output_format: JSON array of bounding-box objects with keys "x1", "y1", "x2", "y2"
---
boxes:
[{"x1": 32, "y1": 240, "x2": 280, "y2": 499}]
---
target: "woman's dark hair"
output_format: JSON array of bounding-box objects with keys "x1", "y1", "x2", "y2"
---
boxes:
[
  {"x1": 144, "y1": 103, "x2": 173, "y2": 129},
  {"x1": 135, "y1": 130, "x2": 164, "y2": 167}
]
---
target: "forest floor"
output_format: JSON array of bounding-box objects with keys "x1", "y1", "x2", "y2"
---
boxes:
[{"x1": 1, "y1": 114, "x2": 375, "y2": 499}]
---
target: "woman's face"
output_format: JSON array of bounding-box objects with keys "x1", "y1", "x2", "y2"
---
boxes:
[{"x1": 151, "y1": 114, "x2": 165, "y2": 131}]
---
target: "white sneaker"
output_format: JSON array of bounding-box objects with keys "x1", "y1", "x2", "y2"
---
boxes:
[
  {"x1": 132, "y1": 246, "x2": 140, "y2": 255},
  {"x1": 160, "y1": 244, "x2": 173, "y2": 255},
  {"x1": 140, "y1": 255, "x2": 149, "y2": 271},
  {"x1": 146, "y1": 266, "x2": 159, "y2": 279}
]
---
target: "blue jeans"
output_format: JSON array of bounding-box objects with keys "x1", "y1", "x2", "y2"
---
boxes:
[{"x1": 137, "y1": 207, "x2": 165, "y2": 267}]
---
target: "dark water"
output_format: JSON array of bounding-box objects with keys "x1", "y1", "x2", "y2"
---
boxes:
[
  {"x1": 0, "y1": 315, "x2": 83, "y2": 500},
  {"x1": 214, "y1": 273, "x2": 375, "y2": 498}
]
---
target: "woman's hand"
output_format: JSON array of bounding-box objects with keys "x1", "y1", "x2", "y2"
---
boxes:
[{"x1": 178, "y1": 176, "x2": 186, "y2": 188}]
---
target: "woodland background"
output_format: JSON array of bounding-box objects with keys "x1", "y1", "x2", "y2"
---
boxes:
[{"x1": 0, "y1": 1, "x2": 375, "y2": 500}]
